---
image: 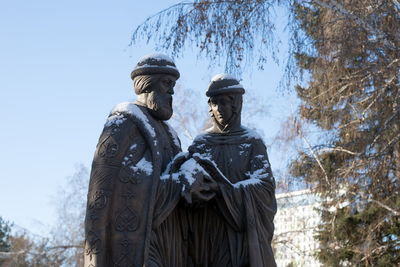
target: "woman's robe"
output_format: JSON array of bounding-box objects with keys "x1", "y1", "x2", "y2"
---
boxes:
[{"x1": 187, "y1": 127, "x2": 277, "y2": 267}]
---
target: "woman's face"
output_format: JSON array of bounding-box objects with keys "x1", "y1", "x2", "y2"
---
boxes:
[{"x1": 209, "y1": 94, "x2": 234, "y2": 126}]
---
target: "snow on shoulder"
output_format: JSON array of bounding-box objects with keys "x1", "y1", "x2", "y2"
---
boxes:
[
  {"x1": 105, "y1": 113, "x2": 127, "y2": 127},
  {"x1": 111, "y1": 102, "x2": 156, "y2": 138},
  {"x1": 243, "y1": 127, "x2": 263, "y2": 141},
  {"x1": 193, "y1": 132, "x2": 208, "y2": 142}
]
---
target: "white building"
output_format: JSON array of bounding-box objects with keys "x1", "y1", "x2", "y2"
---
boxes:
[{"x1": 273, "y1": 189, "x2": 321, "y2": 267}]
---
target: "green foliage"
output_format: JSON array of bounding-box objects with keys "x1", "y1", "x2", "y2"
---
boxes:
[
  {"x1": 0, "y1": 164, "x2": 88, "y2": 266},
  {"x1": 291, "y1": 1, "x2": 400, "y2": 265},
  {"x1": 0, "y1": 216, "x2": 12, "y2": 252},
  {"x1": 131, "y1": 0, "x2": 399, "y2": 265},
  {"x1": 5, "y1": 233, "x2": 66, "y2": 267},
  {"x1": 0, "y1": 218, "x2": 67, "y2": 266}
]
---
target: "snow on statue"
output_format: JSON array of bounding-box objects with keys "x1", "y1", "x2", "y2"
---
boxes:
[
  {"x1": 84, "y1": 54, "x2": 277, "y2": 266},
  {"x1": 170, "y1": 74, "x2": 277, "y2": 266},
  {"x1": 84, "y1": 53, "x2": 188, "y2": 267}
]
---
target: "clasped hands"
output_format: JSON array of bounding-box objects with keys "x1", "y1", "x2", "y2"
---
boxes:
[
  {"x1": 184, "y1": 167, "x2": 219, "y2": 204},
  {"x1": 169, "y1": 153, "x2": 220, "y2": 205}
]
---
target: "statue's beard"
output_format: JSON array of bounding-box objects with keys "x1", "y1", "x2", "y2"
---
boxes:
[{"x1": 146, "y1": 91, "x2": 173, "y2": 121}]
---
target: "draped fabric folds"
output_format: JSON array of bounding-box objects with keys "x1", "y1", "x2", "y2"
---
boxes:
[{"x1": 187, "y1": 128, "x2": 277, "y2": 267}]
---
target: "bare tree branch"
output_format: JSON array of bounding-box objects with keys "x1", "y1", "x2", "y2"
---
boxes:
[
  {"x1": 300, "y1": 132, "x2": 331, "y2": 186},
  {"x1": 316, "y1": 147, "x2": 360, "y2": 156}
]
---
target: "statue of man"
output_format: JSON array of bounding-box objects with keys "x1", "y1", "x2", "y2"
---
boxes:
[
  {"x1": 176, "y1": 74, "x2": 277, "y2": 266},
  {"x1": 84, "y1": 54, "x2": 188, "y2": 267}
]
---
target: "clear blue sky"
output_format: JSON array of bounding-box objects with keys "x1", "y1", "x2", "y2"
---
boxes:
[{"x1": 0, "y1": 0, "x2": 296, "y2": 235}]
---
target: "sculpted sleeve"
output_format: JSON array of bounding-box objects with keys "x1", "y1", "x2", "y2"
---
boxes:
[
  {"x1": 216, "y1": 138, "x2": 277, "y2": 266},
  {"x1": 242, "y1": 139, "x2": 277, "y2": 230}
]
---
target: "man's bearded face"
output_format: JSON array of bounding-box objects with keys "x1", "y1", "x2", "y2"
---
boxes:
[{"x1": 146, "y1": 74, "x2": 177, "y2": 121}]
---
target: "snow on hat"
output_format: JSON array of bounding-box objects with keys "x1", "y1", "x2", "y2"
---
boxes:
[
  {"x1": 206, "y1": 73, "x2": 245, "y2": 97},
  {"x1": 131, "y1": 53, "x2": 180, "y2": 80}
]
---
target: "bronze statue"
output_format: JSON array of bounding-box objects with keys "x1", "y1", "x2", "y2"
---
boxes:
[
  {"x1": 84, "y1": 54, "x2": 188, "y2": 267},
  {"x1": 85, "y1": 56, "x2": 276, "y2": 266},
  {"x1": 170, "y1": 74, "x2": 277, "y2": 266}
]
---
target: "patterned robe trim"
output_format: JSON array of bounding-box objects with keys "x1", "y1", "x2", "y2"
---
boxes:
[
  {"x1": 114, "y1": 103, "x2": 181, "y2": 264},
  {"x1": 84, "y1": 102, "x2": 180, "y2": 266}
]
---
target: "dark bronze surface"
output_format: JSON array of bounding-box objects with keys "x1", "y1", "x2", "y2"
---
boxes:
[{"x1": 84, "y1": 67, "x2": 276, "y2": 266}]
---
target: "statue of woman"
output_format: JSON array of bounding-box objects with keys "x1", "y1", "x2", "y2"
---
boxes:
[{"x1": 176, "y1": 74, "x2": 277, "y2": 267}]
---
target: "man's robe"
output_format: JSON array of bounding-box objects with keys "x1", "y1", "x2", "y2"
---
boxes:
[
  {"x1": 188, "y1": 127, "x2": 277, "y2": 267},
  {"x1": 84, "y1": 102, "x2": 186, "y2": 267}
]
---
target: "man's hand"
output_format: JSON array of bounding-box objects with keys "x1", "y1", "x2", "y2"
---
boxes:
[
  {"x1": 190, "y1": 172, "x2": 218, "y2": 203},
  {"x1": 181, "y1": 168, "x2": 219, "y2": 204}
]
